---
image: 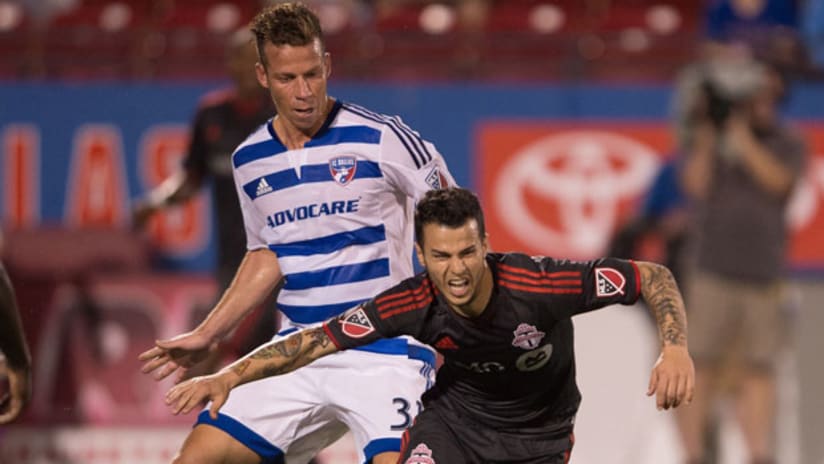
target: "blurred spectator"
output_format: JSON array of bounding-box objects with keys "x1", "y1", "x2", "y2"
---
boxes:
[
  {"x1": 133, "y1": 27, "x2": 277, "y2": 376},
  {"x1": 701, "y1": 0, "x2": 819, "y2": 79},
  {"x1": 673, "y1": 57, "x2": 806, "y2": 464},
  {"x1": 0, "y1": 261, "x2": 32, "y2": 424}
]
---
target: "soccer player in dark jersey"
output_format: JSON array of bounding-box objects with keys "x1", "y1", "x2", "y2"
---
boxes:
[
  {"x1": 162, "y1": 187, "x2": 695, "y2": 463},
  {"x1": 133, "y1": 27, "x2": 272, "y2": 293}
]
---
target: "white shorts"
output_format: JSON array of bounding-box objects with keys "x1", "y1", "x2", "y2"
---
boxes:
[{"x1": 196, "y1": 330, "x2": 436, "y2": 464}]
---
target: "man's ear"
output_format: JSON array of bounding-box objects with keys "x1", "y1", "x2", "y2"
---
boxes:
[
  {"x1": 415, "y1": 243, "x2": 425, "y2": 269},
  {"x1": 255, "y1": 62, "x2": 269, "y2": 89}
]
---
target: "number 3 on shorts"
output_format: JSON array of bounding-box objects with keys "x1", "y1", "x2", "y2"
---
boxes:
[{"x1": 390, "y1": 397, "x2": 423, "y2": 431}]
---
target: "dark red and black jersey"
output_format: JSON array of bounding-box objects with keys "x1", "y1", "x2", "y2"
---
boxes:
[
  {"x1": 183, "y1": 88, "x2": 273, "y2": 287},
  {"x1": 324, "y1": 252, "x2": 640, "y2": 430}
]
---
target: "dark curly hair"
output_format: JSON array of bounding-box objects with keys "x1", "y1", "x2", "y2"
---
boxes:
[
  {"x1": 414, "y1": 188, "x2": 486, "y2": 246},
  {"x1": 250, "y1": 2, "x2": 323, "y2": 68}
]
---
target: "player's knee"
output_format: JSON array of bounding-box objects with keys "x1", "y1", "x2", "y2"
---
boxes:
[{"x1": 371, "y1": 451, "x2": 400, "y2": 464}]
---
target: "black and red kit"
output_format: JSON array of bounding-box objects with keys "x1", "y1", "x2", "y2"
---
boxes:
[{"x1": 324, "y1": 252, "x2": 641, "y2": 463}]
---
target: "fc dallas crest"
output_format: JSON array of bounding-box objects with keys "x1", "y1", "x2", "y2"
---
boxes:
[
  {"x1": 595, "y1": 267, "x2": 626, "y2": 297},
  {"x1": 329, "y1": 156, "x2": 357, "y2": 186},
  {"x1": 339, "y1": 306, "x2": 374, "y2": 338}
]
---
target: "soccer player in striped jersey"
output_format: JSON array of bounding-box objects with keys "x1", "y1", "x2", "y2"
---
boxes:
[
  {"x1": 139, "y1": 3, "x2": 454, "y2": 464},
  {"x1": 163, "y1": 187, "x2": 695, "y2": 464}
]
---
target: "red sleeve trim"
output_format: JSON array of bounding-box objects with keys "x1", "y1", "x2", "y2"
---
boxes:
[
  {"x1": 629, "y1": 260, "x2": 642, "y2": 301},
  {"x1": 322, "y1": 322, "x2": 343, "y2": 350}
]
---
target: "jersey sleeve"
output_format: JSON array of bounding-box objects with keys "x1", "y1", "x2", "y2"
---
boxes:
[
  {"x1": 232, "y1": 160, "x2": 268, "y2": 251},
  {"x1": 181, "y1": 106, "x2": 210, "y2": 177},
  {"x1": 322, "y1": 277, "x2": 431, "y2": 350},
  {"x1": 377, "y1": 117, "x2": 457, "y2": 201},
  {"x1": 536, "y1": 256, "x2": 641, "y2": 319}
]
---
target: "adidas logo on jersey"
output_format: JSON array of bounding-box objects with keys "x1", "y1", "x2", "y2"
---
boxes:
[
  {"x1": 434, "y1": 335, "x2": 458, "y2": 350},
  {"x1": 256, "y1": 178, "x2": 273, "y2": 196}
]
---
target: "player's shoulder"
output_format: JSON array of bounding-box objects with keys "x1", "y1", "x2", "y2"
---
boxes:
[
  {"x1": 231, "y1": 121, "x2": 281, "y2": 169},
  {"x1": 491, "y1": 252, "x2": 545, "y2": 272},
  {"x1": 197, "y1": 87, "x2": 236, "y2": 111},
  {"x1": 337, "y1": 101, "x2": 410, "y2": 132},
  {"x1": 369, "y1": 272, "x2": 435, "y2": 318}
]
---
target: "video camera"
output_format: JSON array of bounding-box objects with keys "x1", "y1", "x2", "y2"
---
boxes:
[{"x1": 697, "y1": 60, "x2": 767, "y2": 128}]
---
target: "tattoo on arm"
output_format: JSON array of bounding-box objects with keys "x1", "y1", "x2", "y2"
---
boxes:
[
  {"x1": 233, "y1": 327, "x2": 337, "y2": 383},
  {"x1": 231, "y1": 359, "x2": 251, "y2": 377},
  {"x1": 638, "y1": 262, "x2": 688, "y2": 347}
]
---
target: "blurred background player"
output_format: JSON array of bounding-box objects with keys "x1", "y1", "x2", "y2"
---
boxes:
[
  {"x1": 673, "y1": 56, "x2": 806, "y2": 464},
  {"x1": 133, "y1": 27, "x2": 277, "y2": 375},
  {"x1": 140, "y1": 3, "x2": 455, "y2": 464},
  {"x1": 0, "y1": 261, "x2": 32, "y2": 424}
]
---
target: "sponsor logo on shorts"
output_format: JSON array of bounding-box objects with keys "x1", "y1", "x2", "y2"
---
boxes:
[
  {"x1": 406, "y1": 443, "x2": 435, "y2": 464},
  {"x1": 595, "y1": 267, "x2": 626, "y2": 297},
  {"x1": 425, "y1": 166, "x2": 448, "y2": 190},
  {"x1": 339, "y1": 306, "x2": 375, "y2": 338},
  {"x1": 329, "y1": 156, "x2": 357, "y2": 186},
  {"x1": 511, "y1": 323, "x2": 545, "y2": 350}
]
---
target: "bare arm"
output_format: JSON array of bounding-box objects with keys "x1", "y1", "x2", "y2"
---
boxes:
[
  {"x1": 133, "y1": 168, "x2": 205, "y2": 227},
  {"x1": 139, "y1": 248, "x2": 283, "y2": 380},
  {"x1": 0, "y1": 263, "x2": 32, "y2": 424},
  {"x1": 195, "y1": 248, "x2": 283, "y2": 342},
  {"x1": 681, "y1": 123, "x2": 716, "y2": 201},
  {"x1": 636, "y1": 261, "x2": 688, "y2": 349},
  {"x1": 165, "y1": 327, "x2": 339, "y2": 418},
  {"x1": 636, "y1": 261, "x2": 694, "y2": 410}
]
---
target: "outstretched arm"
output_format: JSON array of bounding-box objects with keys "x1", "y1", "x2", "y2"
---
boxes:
[
  {"x1": 139, "y1": 248, "x2": 283, "y2": 381},
  {"x1": 636, "y1": 261, "x2": 695, "y2": 410},
  {"x1": 164, "y1": 326, "x2": 338, "y2": 418}
]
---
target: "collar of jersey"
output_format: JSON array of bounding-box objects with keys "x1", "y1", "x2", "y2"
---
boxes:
[{"x1": 266, "y1": 98, "x2": 343, "y2": 148}]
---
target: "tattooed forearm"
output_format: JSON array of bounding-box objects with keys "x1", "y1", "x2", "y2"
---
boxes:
[
  {"x1": 231, "y1": 359, "x2": 251, "y2": 377},
  {"x1": 250, "y1": 333, "x2": 302, "y2": 360},
  {"x1": 307, "y1": 327, "x2": 332, "y2": 350},
  {"x1": 637, "y1": 262, "x2": 688, "y2": 347},
  {"x1": 227, "y1": 327, "x2": 339, "y2": 385}
]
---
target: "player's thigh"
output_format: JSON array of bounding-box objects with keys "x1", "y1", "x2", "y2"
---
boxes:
[
  {"x1": 174, "y1": 424, "x2": 261, "y2": 464},
  {"x1": 196, "y1": 364, "x2": 340, "y2": 463},
  {"x1": 398, "y1": 409, "x2": 467, "y2": 464},
  {"x1": 325, "y1": 350, "x2": 433, "y2": 462}
]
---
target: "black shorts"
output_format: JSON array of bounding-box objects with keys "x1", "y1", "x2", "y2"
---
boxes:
[{"x1": 398, "y1": 407, "x2": 575, "y2": 464}]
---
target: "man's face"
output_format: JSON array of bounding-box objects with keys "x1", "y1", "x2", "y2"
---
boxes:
[
  {"x1": 416, "y1": 219, "x2": 490, "y2": 315},
  {"x1": 255, "y1": 38, "x2": 330, "y2": 133}
]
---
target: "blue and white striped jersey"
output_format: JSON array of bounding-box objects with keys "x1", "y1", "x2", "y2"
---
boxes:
[{"x1": 232, "y1": 99, "x2": 455, "y2": 335}]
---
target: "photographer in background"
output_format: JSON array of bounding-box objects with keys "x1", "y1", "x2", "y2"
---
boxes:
[{"x1": 673, "y1": 58, "x2": 806, "y2": 464}]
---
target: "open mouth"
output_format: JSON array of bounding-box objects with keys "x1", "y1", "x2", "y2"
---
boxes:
[{"x1": 447, "y1": 278, "x2": 470, "y2": 297}]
